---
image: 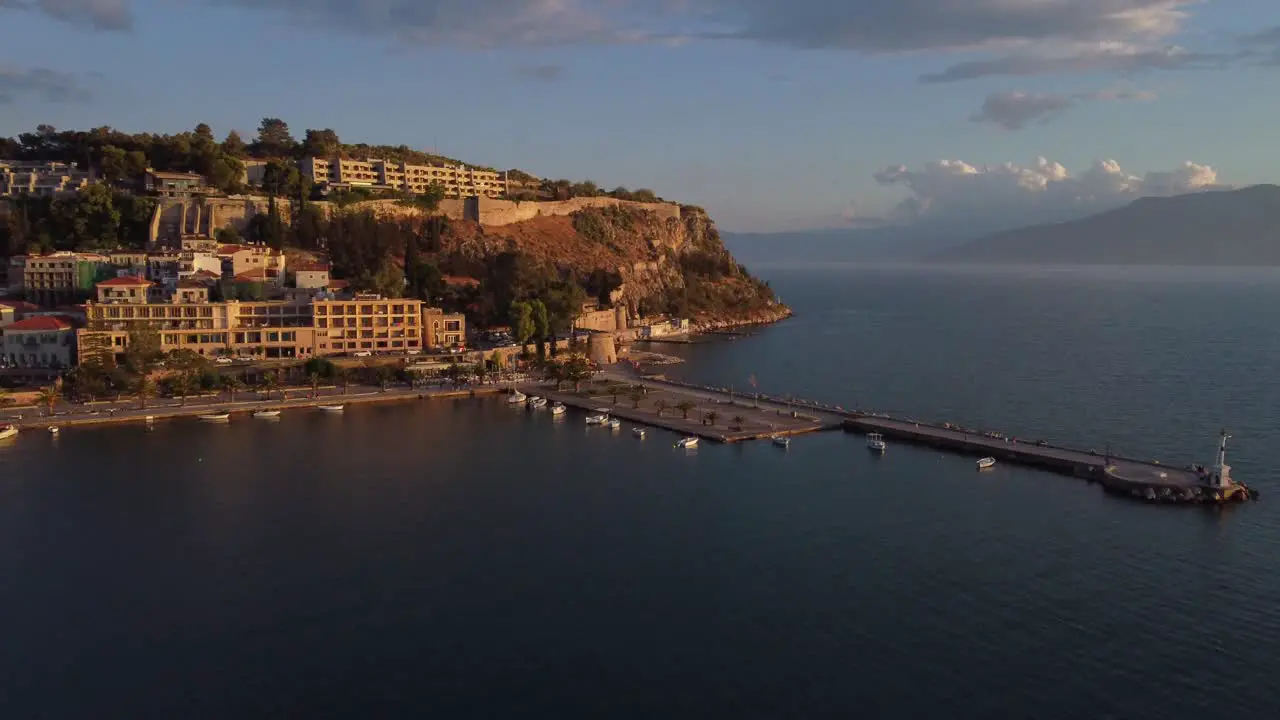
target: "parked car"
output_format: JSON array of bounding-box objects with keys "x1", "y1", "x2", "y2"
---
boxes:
[
  {"x1": 215, "y1": 357, "x2": 234, "y2": 364},
  {"x1": 353, "y1": 350, "x2": 372, "y2": 357}
]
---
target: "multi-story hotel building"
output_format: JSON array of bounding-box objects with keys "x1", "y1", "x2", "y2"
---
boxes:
[
  {"x1": 21, "y1": 251, "x2": 111, "y2": 305},
  {"x1": 77, "y1": 290, "x2": 467, "y2": 362},
  {"x1": 299, "y1": 157, "x2": 507, "y2": 199},
  {"x1": 0, "y1": 161, "x2": 93, "y2": 198}
]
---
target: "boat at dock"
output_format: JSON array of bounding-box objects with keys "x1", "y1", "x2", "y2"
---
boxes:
[
  {"x1": 47, "y1": 426, "x2": 60, "y2": 435},
  {"x1": 529, "y1": 397, "x2": 548, "y2": 409},
  {"x1": 772, "y1": 436, "x2": 790, "y2": 448},
  {"x1": 585, "y1": 413, "x2": 609, "y2": 425},
  {"x1": 507, "y1": 390, "x2": 527, "y2": 405},
  {"x1": 550, "y1": 403, "x2": 566, "y2": 415},
  {"x1": 675, "y1": 436, "x2": 698, "y2": 449},
  {"x1": 0, "y1": 424, "x2": 17, "y2": 441},
  {"x1": 253, "y1": 409, "x2": 282, "y2": 419},
  {"x1": 632, "y1": 427, "x2": 646, "y2": 439},
  {"x1": 198, "y1": 413, "x2": 230, "y2": 423},
  {"x1": 977, "y1": 457, "x2": 996, "y2": 470},
  {"x1": 608, "y1": 418, "x2": 621, "y2": 430},
  {"x1": 866, "y1": 432, "x2": 886, "y2": 453},
  {"x1": 318, "y1": 404, "x2": 345, "y2": 413}
]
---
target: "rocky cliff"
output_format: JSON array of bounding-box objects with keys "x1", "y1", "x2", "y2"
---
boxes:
[{"x1": 437, "y1": 204, "x2": 789, "y2": 328}]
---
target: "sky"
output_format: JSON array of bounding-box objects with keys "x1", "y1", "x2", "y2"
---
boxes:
[{"x1": 1, "y1": 0, "x2": 1278, "y2": 232}]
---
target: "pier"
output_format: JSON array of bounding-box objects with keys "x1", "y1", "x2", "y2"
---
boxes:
[{"x1": 565, "y1": 370, "x2": 1257, "y2": 505}]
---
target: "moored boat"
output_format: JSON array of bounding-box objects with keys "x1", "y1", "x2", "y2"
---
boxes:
[
  {"x1": 772, "y1": 435, "x2": 790, "y2": 448},
  {"x1": 253, "y1": 409, "x2": 282, "y2": 419},
  {"x1": 608, "y1": 418, "x2": 621, "y2": 430},
  {"x1": 318, "y1": 404, "x2": 345, "y2": 413},
  {"x1": 198, "y1": 412, "x2": 230, "y2": 422},
  {"x1": 632, "y1": 427, "x2": 646, "y2": 439},
  {"x1": 47, "y1": 426, "x2": 60, "y2": 435},
  {"x1": 507, "y1": 390, "x2": 527, "y2": 404},
  {"x1": 0, "y1": 424, "x2": 17, "y2": 441},
  {"x1": 585, "y1": 413, "x2": 609, "y2": 425},
  {"x1": 529, "y1": 397, "x2": 548, "y2": 409},
  {"x1": 866, "y1": 432, "x2": 887, "y2": 453},
  {"x1": 549, "y1": 403, "x2": 566, "y2": 415},
  {"x1": 977, "y1": 457, "x2": 996, "y2": 470},
  {"x1": 675, "y1": 436, "x2": 698, "y2": 449}
]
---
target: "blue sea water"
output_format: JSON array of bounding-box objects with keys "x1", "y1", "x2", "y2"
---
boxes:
[{"x1": 0, "y1": 264, "x2": 1276, "y2": 718}]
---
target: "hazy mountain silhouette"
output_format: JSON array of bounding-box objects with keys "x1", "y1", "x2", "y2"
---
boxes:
[{"x1": 933, "y1": 185, "x2": 1280, "y2": 265}]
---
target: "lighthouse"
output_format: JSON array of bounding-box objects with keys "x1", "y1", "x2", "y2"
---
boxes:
[{"x1": 1212, "y1": 429, "x2": 1233, "y2": 488}]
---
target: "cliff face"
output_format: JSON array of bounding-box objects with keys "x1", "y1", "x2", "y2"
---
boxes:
[{"x1": 439, "y1": 204, "x2": 789, "y2": 327}]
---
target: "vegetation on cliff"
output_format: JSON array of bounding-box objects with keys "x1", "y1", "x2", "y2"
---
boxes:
[{"x1": 1, "y1": 186, "x2": 156, "y2": 255}]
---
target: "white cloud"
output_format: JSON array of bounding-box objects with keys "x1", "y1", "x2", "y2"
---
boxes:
[
  {"x1": 970, "y1": 88, "x2": 1155, "y2": 130},
  {"x1": 873, "y1": 157, "x2": 1226, "y2": 230}
]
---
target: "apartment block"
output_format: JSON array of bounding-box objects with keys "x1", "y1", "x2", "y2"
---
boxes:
[
  {"x1": 22, "y1": 251, "x2": 111, "y2": 305},
  {"x1": 217, "y1": 243, "x2": 286, "y2": 284},
  {"x1": 311, "y1": 296, "x2": 424, "y2": 354},
  {"x1": 0, "y1": 161, "x2": 93, "y2": 198},
  {"x1": 300, "y1": 156, "x2": 507, "y2": 199},
  {"x1": 2, "y1": 316, "x2": 76, "y2": 369}
]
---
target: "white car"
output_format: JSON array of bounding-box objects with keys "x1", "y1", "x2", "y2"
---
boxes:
[
  {"x1": 215, "y1": 357, "x2": 234, "y2": 364},
  {"x1": 353, "y1": 350, "x2": 372, "y2": 357}
]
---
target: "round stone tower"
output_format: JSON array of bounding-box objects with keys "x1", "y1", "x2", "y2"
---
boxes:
[{"x1": 588, "y1": 333, "x2": 618, "y2": 366}]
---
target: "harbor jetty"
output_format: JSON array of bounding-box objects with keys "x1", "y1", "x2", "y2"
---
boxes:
[{"x1": 585, "y1": 370, "x2": 1256, "y2": 506}]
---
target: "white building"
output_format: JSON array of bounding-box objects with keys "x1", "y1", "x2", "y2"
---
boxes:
[
  {"x1": 294, "y1": 263, "x2": 331, "y2": 290},
  {"x1": 2, "y1": 316, "x2": 76, "y2": 369}
]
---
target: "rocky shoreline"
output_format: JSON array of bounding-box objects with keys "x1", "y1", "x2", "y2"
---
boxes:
[{"x1": 691, "y1": 303, "x2": 794, "y2": 333}]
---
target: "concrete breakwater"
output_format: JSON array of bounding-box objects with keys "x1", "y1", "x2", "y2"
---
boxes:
[{"x1": 623, "y1": 374, "x2": 1256, "y2": 505}]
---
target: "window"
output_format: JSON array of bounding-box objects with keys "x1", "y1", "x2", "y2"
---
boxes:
[
  {"x1": 267, "y1": 332, "x2": 279, "y2": 342},
  {"x1": 376, "y1": 341, "x2": 387, "y2": 349},
  {"x1": 282, "y1": 332, "x2": 296, "y2": 342},
  {"x1": 186, "y1": 334, "x2": 198, "y2": 344}
]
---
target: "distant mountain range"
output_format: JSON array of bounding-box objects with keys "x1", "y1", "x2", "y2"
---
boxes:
[
  {"x1": 933, "y1": 185, "x2": 1280, "y2": 265},
  {"x1": 726, "y1": 185, "x2": 1280, "y2": 267}
]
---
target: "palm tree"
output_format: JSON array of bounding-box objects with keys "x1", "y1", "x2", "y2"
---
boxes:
[
  {"x1": 629, "y1": 391, "x2": 643, "y2": 409},
  {"x1": 37, "y1": 385, "x2": 60, "y2": 416},
  {"x1": 474, "y1": 361, "x2": 489, "y2": 385},
  {"x1": 135, "y1": 376, "x2": 156, "y2": 409},
  {"x1": 705, "y1": 411, "x2": 719, "y2": 426},
  {"x1": 732, "y1": 415, "x2": 746, "y2": 431},
  {"x1": 262, "y1": 371, "x2": 280, "y2": 401},
  {"x1": 309, "y1": 372, "x2": 320, "y2": 399},
  {"x1": 174, "y1": 372, "x2": 195, "y2": 406},
  {"x1": 336, "y1": 368, "x2": 350, "y2": 395},
  {"x1": 222, "y1": 375, "x2": 244, "y2": 402},
  {"x1": 676, "y1": 400, "x2": 696, "y2": 420}
]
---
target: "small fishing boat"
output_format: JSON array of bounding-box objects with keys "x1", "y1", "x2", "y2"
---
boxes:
[
  {"x1": 525, "y1": 395, "x2": 542, "y2": 405},
  {"x1": 608, "y1": 418, "x2": 621, "y2": 430},
  {"x1": 977, "y1": 457, "x2": 996, "y2": 470},
  {"x1": 772, "y1": 436, "x2": 790, "y2": 448},
  {"x1": 585, "y1": 413, "x2": 609, "y2": 425},
  {"x1": 675, "y1": 436, "x2": 698, "y2": 449},
  {"x1": 549, "y1": 403, "x2": 566, "y2": 415},
  {"x1": 632, "y1": 427, "x2": 646, "y2": 439},
  {"x1": 529, "y1": 397, "x2": 548, "y2": 409},
  {"x1": 253, "y1": 409, "x2": 282, "y2": 419},
  {"x1": 198, "y1": 412, "x2": 230, "y2": 423},
  {"x1": 0, "y1": 424, "x2": 17, "y2": 441},
  {"x1": 507, "y1": 390, "x2": 527, "y2": 405},
  {"x1": 47, "y1": 426, "x2": 60, "y2": 435},
  {"x1": 318, "y1": 404, "x2": 345, "y2": 413},
  {"x1": 866, "y1": 432, "x2": 887, "y2": 453}
]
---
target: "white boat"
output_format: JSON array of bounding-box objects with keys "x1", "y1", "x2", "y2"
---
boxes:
[
  {"x1": 525, "y1": 395, "x2": 542, "y2": 405},
  {"x1": 507, "y1": 390, "x2": 527, "y2": 405},
  {"x1": 608, "y1": 418, "x2": 621, "y2": 430},
  {"x1": 772, "y1": 436, "x2": 790, "y2": 448},
  {"x1": 198, "y1": 413, "x2": 230, "y2": 423},
  {"x1": 253, "y1": 409, "x2": 282, "y2": 419},
  {"x1": 585, "y1": 413, "x2": 609, "y2": 425},
  {"x1": 47, "y1": 426, "x2": 60, "y2": 435},
  {"x1": 549, "y1": 403, "x2": 566, "y2": 415},
  {"x1": 318, "y1": 404, "x2": 345, "y2": 413},
  {"x1": 0, "y1": 424, "x2": 17, "y2": 441},
  {"x1": 977, "y1": 457, "x2": 997, "y2": 470},
  {"x1": 866, "y1": 432, "x2": 887, "y2": 453},
  {"x1": 529, "y1": 397, "x2": 548, "y2": 409},
  {"x1": 632, "y1": 427, "x2": 646, "y2": 439},
  {"x1": 675, "y1": 436, "x2": 698, "y2": 449}
]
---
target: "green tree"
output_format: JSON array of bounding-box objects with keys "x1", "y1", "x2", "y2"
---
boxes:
[
  {"x1": 221, "y1": 130, "x2": 247, "y2": 158},
  {"x1": 99, "y1": 145, "x2": 128, "y2": 183},
  {"x1": 335, "y1": 368, "x2": 350, "y2": 395},
  {"x1": 705, "y1": 411, "x2": 719, "y2": 426},
  {"x1": 301, "y1": 128, "x2": 341, "y2": 159},
  {"x1": 222, "y1": 375, "x2": 244, "y2": 402},
  {"x1": 676, "y1": 400, "x2": 696, "y2": 420},
  {"x1": 215, "y1": 226, "x2": 242, "y2": 246},
  {"x1": 134, "y1": 376, "x2": 156, "y2": 409},
  {"x1": 509, "y1": 301, "x2": 535, "y2": 345},
  {"x1": 560, "y1": 355, "x2": 591, "y2": 392},
  {"x1": 372, "y1": 258, "x2": 405, "y2": 298},
  {"x1": 124, "y1": 329, "x2": 162, "y2": 375},
  {"x1": 632, "y1": 188, "x2": 658, "y2": 202},
  {"x1": 255, "y1": 117, "x2": 296, "y2": 157},
  {"x1": 261, "y1": 371, "x2": 280, "y2": 400},
  {"x1": 374, "y1": 366, "x2": 393, "y2": 390},
  {"x1": 309, "y1": 372, "x2": 320, "y2": 398},
  {"x1": 630, "y1": 390, "x2": 643, "y2": 409},
  {"x1": 732, "y1": 415, "x2": 746, "y2": 431}
]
